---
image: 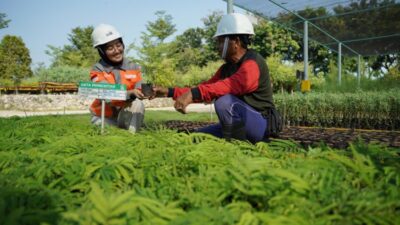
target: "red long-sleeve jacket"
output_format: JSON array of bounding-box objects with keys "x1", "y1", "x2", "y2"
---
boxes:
[{"x1": 169, "y1": 50, "x2": 274, "y2": 116}]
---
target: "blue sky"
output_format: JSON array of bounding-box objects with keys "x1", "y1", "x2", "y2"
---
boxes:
[{"x1": 0, "y1": 0, "x2": 237, "y2": 68}]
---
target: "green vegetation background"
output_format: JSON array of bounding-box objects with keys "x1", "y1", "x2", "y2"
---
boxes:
[{"x1": 1, "y1": 9, "x2": 399, "y2": 93}]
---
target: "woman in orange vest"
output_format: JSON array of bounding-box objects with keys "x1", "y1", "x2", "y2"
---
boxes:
[{"x1": 90, "y1": 24, "x2": 145, "y2": 133}]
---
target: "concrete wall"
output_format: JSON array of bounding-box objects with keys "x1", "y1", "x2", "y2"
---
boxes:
[{"x1": 0, "y1": 94, "x2": 174, "y2": 111}]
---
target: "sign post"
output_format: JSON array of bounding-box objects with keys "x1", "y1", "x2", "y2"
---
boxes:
[
  {"x1": 78, "y1": 82, "x2": 127, "y2": 134},
  {"x1": 101, "y1": 99, "x2": 105, "y2": 133}
]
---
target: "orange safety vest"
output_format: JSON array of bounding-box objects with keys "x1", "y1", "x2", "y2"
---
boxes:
[{"x1": 89, "y1": 59, "x2": 142, "y2": 118}]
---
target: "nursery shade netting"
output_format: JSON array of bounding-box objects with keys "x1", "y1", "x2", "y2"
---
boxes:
[{"x1": 231, "y1": 0, "x2": 400, "y2": 56}]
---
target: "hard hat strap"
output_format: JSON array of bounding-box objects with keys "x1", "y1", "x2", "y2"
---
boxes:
[
  {"x1": 221, "y1": 37, "x2": 229, "y2": 59},
  {"x1": 97, "y1": 47, "x2": 105, "y2": 55}
]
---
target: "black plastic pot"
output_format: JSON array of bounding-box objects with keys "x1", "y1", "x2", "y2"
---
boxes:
[{"x1": 141, "y1": 83, "x2": 153, "y2": 97}]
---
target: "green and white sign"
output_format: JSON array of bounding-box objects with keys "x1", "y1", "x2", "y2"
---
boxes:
[{"x1": 78, "y1": 81, "x2": 127, "y2": 100}]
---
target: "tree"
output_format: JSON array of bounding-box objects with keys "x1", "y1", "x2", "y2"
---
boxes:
[
  {"x1": 46, "y1": 26, "x2": 98, "y2": 68},
  {"x1": 169, "y1": 10, "x2": 224, "y2": 73},
  {"x1": 172, "y1": 28, "x2": 207, "y2": 72},
  {"x1": 146, "y1": 11, "x2": 176, "y2": 43},
  {"x1": 200, "y1": 11, "x2": 224, "y2": 64},
  {"x1": 290, "y1": 35, "x2": 333, "y2": 75},
  {"x1": 252, "y1": 19, "x2": 300, "y2": 60},
  {"x1": 0, "y1": 13, "x2": 10, "y2": 29},
  {"x1": 135, "y1": 11, "x2": 177, "y2": 86},
  {"x1": 0, "y1": 35, "x2": 32, "y2": 85},
  {"x1": 272, "y1": 7, "x2": 336, "y2": 75},
  {"x1": 174, "y1": 28, "x2": 204, "y2": 49},
  {"x1": 370, "y1": 54, "x2": 398, "y2": 73},
  {"x1": 267, "y1": 54, "x2": 299, "y2": 93}
]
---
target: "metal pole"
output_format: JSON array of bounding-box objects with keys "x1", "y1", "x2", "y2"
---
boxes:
[
  {"x1": 303, "y1": 21, "x2": 308, "y2": 80},
  {"x1": 338, "y1": 43, "x2": 342, "y2": 86},
  {"x1": 357, "y1": 55, "x2": 361, "y2": 87},
  {"x1": 101, "y1": 99, "x2": 105, "y2": 134},
  {"x1": 227, "y1": 0, "x2": 233, "y2": 13},
  {"x1": 210, "y1": 104, "x2": 213, "y2": 121}
]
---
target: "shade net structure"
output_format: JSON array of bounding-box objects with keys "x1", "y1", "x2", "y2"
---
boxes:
[{"x1": 230, "y1": 0, "x2": 400, "y2": 56}]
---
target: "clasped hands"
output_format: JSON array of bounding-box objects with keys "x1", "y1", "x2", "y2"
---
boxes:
[{"x1": 128, "y1": 86, "x2": 193, "y2": 114}]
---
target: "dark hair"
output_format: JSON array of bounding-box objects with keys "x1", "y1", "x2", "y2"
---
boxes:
[
  {"x1": 227, "y1": 34, "x2": 252, "y2": 49},
  {"x1": 96, "y1": 38, "x2": 124, "y2": 66}
]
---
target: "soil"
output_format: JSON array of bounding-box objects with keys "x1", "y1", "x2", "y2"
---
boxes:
[{"x1": 164, "y1": 120, "x2": 400, "y2": 149}]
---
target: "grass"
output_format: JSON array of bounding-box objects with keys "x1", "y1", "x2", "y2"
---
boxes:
[
  {"x1": 1, "y1": 110, "x2": 215, "y2": 127},
  {"x1": 144, "y1": 110, "x2": 217, "y2": 124}
]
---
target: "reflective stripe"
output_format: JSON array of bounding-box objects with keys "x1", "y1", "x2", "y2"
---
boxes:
[
  {"x1": 125, "y1": 74, "x2": 137, "y2": 79},
  {"x1": 113, "y1": 69, "x2": 122, "y2": 84},
  {"x1": 135, "y1": 80, "x2": 142, "y2": 89}
]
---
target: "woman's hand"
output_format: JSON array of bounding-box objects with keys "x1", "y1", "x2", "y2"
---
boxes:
[{"x1": 128, "y1": 88, "x2": 145, "y2": 99}]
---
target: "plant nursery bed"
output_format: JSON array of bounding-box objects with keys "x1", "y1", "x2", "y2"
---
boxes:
[{"x1": 164, "y1": 120, "x2": 400, "y2": 149}]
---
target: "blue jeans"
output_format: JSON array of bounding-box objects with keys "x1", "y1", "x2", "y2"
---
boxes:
[{"x1": 196, "y1": 94, "x2": 268, "y2": 143}]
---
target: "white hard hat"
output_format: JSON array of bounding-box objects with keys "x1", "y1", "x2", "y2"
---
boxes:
[
  {"x1": 92, "y1": 24, "x2": 122, "y2": 48},
  {"x1": 214, "y1": 13, "x2": 255, "y2": 38}
]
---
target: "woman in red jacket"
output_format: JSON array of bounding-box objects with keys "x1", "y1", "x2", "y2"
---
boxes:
[
  {"x1": 153, "y1": 13, "x2": 277, "y2": 143},
  {"x1": 90, "y1": 24, "x2": 145, "y2": 133}
]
